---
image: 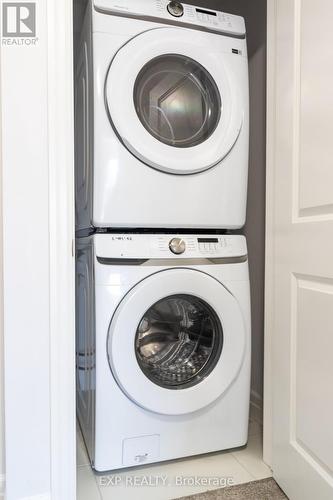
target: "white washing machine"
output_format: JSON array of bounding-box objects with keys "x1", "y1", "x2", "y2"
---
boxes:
[
  {"x1": 76, "y1": 233, "x2": 251, "y2": 471},
  {"x1": 75, "y1": 0, "x2": 249, "y2": 231}
]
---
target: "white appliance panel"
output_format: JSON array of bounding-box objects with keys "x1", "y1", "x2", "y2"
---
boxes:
[
  {"x1": 76, "y1": 234, "x2": 251, "y2": 471},
  {"x1": 75, "y1": 3, "x2": 249, "y2": 230}
]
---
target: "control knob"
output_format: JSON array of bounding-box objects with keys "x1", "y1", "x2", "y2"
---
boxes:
[
  {"x1": 169, "y1": 238, "x2": 186, "y2": 254},
  {"x1": 167, "y1": 1, "x2": 184, "y2": 17}
]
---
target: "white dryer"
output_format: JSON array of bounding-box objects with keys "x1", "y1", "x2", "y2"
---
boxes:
[
  {"x1": 76, "y1": 233, "x2": 251, "y2": 471},
  {"x1": 75, "y1": 1, "x2": 249, "y2": 231}
]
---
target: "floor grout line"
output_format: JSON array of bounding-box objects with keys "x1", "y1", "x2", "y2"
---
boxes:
[
  {"x1": 77, "y1": 463, "x2": 92, "y2": 469},
  {"x1": 93, "y1": 473, "x2": 103, "y2": 500},
  {"x1": 231, "y1": 446, "x2": 273, "y2": 482},
  {"x1": 230, "y1": 453, "x2": 258, "y2": 481},
  {"x1": 76, "y1": 466, "x2": 103, "y2": 500}
]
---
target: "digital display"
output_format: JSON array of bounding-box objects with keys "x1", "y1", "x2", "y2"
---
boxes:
[
  {"x1": 198, "y1": 238, "x2": 219, "y2": 243},
  {"x1": 196, "y1": 8, "x2": 217, "y2": 17}
]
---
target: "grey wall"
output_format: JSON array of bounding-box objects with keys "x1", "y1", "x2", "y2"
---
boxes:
[
  {"x1": 74, "y1": 0, "x2": 88, "y2": 54},
  {"x1": 73, "y1": 0, "x2": 267, "y2": 403}
]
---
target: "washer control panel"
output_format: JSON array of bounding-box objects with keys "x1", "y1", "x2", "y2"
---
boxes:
[
  {"x1": 93, "y1": 1, "x2": 246, "y2": 37},
  {"x1": 95, "y1": 234, "x2": 247, "y2": 260}
]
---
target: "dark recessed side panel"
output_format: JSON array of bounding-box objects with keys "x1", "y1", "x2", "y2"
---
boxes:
[{"x1": 76, "y1": 236, "x2": 95, "y2": 465}]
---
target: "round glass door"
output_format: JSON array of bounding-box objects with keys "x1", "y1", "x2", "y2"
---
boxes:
[
  {"x1": 134, "y1": 54, "x2": 221, "y2": 148},
  {"x1": 105, "y1": 27, "x2": 244, "y2": 174},
  {"x1": 135, "y1": 294, "x2": 223, "y2": 389},
  {"x1": 107, "y1": 268, "x2": 246, "y2": 415}
]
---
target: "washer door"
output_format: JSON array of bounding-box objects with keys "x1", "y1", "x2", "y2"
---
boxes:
[
  {"x1": 105, "y1": 28, "x2": 243, "y2": 174},
  {"x1": 107, "y1": 269, "x2": 246, "y2": 415}
]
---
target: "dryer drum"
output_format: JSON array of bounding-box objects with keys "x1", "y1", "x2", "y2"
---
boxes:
[
  {"x1": 133, "y1": 54, "x2": 222, "y2": 148},
  {"x1": 135, "y1": 294, "x2": 223, "y2": 389}
]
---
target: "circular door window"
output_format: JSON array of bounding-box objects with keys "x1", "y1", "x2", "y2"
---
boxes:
[
  {"x1": 105, "y1": 27, "x2": 244, "y2": 174},
  {"x1": 135, "y1": 294, "x2": 223, "y2": 389},
  {"x1": 133, "y1": 54, "x2": 221, "y2": 148},
  {"x1": 107, "y1": 268, "x2": 246, "y2": 415}
]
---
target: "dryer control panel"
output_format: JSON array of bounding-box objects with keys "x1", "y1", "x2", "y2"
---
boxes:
[
  {"x1": 95, "y1": 234, "x2": 248, "y2": 260},
  {"x1": 93, "y1": 0, "x2": 246, "y2": 37}
]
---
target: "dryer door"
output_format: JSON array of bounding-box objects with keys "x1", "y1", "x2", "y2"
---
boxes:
[
  {"x1": 107, "y1": 268, "x2": 246, "y2": 415},
  {"x1": 105, "y1": 28, "x2": 244, "y2": 174}
]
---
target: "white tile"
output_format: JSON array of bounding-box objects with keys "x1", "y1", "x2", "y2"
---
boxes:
[
  {"x1": 77, "y1": 426, "x2": 90, "y2": 467},
  {"x1": 76, "y1": 422, "x2": 270, "y2": 499},
  {"x1": 232, "y1": 433, "x2": 272, "y2": 480},
  {"x1": 97, "y1": 452, "x2": 253, "y2": 500},
  {"x1": 77, "y1": 465, "x2": 102, "y2": 500}
]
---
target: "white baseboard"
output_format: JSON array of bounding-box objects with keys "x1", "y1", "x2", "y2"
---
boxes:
[
  {"x1": 250, "y1": 389, "x2": 263, "y2": 425},
  {"x1": 0, "y1": 474, "x2": 5, "y2": 498}
]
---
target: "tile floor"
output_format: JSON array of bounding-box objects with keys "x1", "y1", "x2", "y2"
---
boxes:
[{"x1": 76, "y1": 415, "x2": 271, "y2": 500}]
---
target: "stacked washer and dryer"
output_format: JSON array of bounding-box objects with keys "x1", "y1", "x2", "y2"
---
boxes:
[{"x1": 75, "y1": 0, "x2": 251, "y2": 472}]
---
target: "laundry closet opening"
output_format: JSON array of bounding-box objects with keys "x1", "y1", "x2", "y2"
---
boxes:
[{"x1": 73, "y1": 0, "x2": 268, "y2": 498}]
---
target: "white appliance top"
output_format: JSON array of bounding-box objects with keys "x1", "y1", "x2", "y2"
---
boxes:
[
  {"x1": 93, "y1": 0, "x2": 246, "y2": 37},
  {"x1": 94, "y1": 234, "x2": 247, "y2": 259}
]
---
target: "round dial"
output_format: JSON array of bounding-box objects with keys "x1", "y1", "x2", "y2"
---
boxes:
[
  {"x1": 169, "y1": 238, "x2": 186, "y2": 254},
  {"x1": 167, "y1": 1, "x2": 184, "y2": 17}
]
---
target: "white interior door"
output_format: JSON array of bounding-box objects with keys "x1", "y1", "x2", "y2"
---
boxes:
[{"x1": 268, "y1": 0, "x2": 333, "y2": 498}]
